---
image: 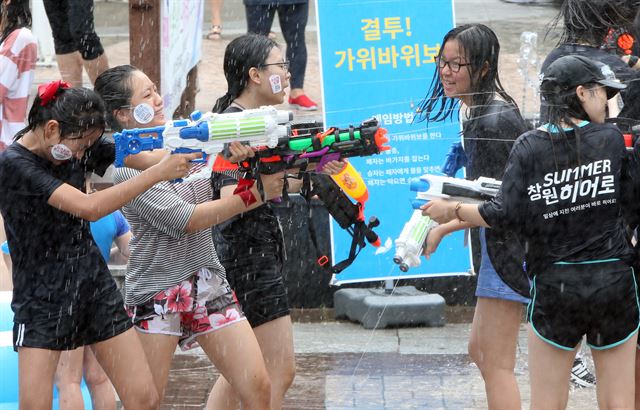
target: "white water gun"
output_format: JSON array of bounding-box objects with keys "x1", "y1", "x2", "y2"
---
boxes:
[
  {"x1": 114, "y1": 106, "x2": 293, "y2": 174},
  {"x1": 410, "y1": 174, "x2": 501, "y2": 208},
  {"x1": 393, "y1": 174, "x2": 501, "y2": 271},
  {"x1": 393, "y1": 210, "x2": 438, "y2": 272}
]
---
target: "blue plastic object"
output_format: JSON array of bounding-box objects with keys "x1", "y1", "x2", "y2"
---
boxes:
[
  {"x1": 0, "y1": 292, "x2": 93, "y2": 409},
  {"x1": 441, "y1": 141, "x2": 467, "y2": 177},
  {"x1": 409, "y1": 177, "x2": 429, "y2": 193}
]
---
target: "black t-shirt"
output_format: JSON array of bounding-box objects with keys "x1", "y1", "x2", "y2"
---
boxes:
[
  {"x1": 463, "y1": 99, "x2": 528, "y2": 180},
  {"x1": 540, "y1": 44, "x2": 640, "y2": 122},
  {"x1": 479, "y1": 122, "x2": 635, "y2": 276},
  {"x1": 464, "y1": 100, "x2": 530, "y2": 296},
  {"x1": 0, "y1": 139, "x2": 116, "y2": 321},
  {"x1": 211, "y1": 105, "x2": 282, "y2": 259}
]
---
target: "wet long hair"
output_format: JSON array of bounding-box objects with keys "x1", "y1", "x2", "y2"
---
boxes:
[
  {"x1": 415, "y1": 24, "x2": 517, "y2": 132},
  {"x1": 94, "y1": 65, "x2": 139, "y2": 131},
  {"x1": 539, "y1": 80, "x2": 601, "y2": 169},
  {"x1": 212, "y1": 33, "x2": 278, "y2": 113},
  {"x1": 550, "y1": 0, "x2": 640, "y2": 46},
  {"x1": 0, "y1": 0, "x2": 31, "y2": 45},
  {"x1": 14, "y1": 87, "x2": 105, "y2": 141}
]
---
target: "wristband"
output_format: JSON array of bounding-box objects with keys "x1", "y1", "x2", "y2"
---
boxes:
[
  {"x1": 628, "y1": 55, "x2": 639, "y2": 68},
  {"x1": 454, "y1": 201, "x2": 464, "y2": 222},
  {"x1": 233, "y1": 178, "x2": 259, "y2": 207},
  {"x1": 233, "y1": 178, "x2": 255, "y2": 193},
  {"x1": 237, "y1": 189, "x2": 258, "y2": 207}
]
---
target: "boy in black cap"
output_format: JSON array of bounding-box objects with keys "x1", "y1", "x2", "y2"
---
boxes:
[{"x1": 422, "y1": 53, "x2": 639, "y2": 409}]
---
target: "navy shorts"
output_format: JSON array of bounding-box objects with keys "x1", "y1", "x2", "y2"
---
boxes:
[
  {"x1": 214, "y1": 207, "x2": 290, "y2": 328},
  {"x1": 476, "y1": 228, "x2": 530, "y2": 304},
  {"x1": 528, "y1": 260, "x2": 639, "y2": 350},
  {"x1": 42, "y1": 0, "x2": 104, "y2": 59},
  {"x1": 13, "y1": 287, "x2": 132, "y2": 351}
]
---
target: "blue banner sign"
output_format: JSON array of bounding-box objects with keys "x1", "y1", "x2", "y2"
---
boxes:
[{"x1": 315, "y1": 0, "x2": 472, "y2": 284}]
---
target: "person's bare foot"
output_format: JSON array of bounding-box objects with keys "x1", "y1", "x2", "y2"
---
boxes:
[{"x1": 206, "y1": 25, "x2": 222, "y2": 40}]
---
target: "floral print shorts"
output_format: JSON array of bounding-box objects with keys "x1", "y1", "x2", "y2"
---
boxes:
[{"x1": 127, "y1": 268, "x2": 246, "y2": 350}]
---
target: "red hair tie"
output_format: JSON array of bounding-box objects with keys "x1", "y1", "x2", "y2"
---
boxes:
[{"x1": 38, "y1": 80, "x2": 71, "y2": 106}]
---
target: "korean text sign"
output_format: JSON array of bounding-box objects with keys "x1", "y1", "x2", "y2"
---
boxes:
[{"x1": 316, "y1": 0, "x2": 471, "y2": 284}]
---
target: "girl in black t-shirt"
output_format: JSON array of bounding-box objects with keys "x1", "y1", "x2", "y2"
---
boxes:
[
  {"x1": 209, "y1": 34, "x2": 343, "y2": 409},
  {"x1": 0, "y1": 81, "x2": 198, "y2": 409},
  {"x1": 424, "y1": 54, "x2": 639, "y2": 409},
  {"x1": 209, "y1": 33, "x2": 297, "y2": 409},
  {"x1": 414, "y1": 24, "x2": 529, "y2": 409}
]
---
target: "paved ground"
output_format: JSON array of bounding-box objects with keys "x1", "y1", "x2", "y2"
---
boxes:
[
  {"x1": 165, "y1": 322, "x2": 599, "y2": 409},
  {"x1": 1, "y1": 1, "x2": 604, "y2": 409}
]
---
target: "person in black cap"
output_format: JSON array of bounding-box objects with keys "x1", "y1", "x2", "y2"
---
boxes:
[
  {"x1": 541, "y1": 0, "x2": 640, "y2": 123},
  {"x1": 422, "y1": 54, "x2": 639, "y2": 409}
]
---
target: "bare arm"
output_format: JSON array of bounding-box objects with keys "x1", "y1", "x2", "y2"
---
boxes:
[
  {"x1": 48, "y1": 152, "x2": 200, "y2": 221},
  {"x1": 109, "y1": 231, "x2": 132, "y2": 264},
  {"x1": 112, "y1": 231, "x2": 132, "y2": 258},
  {"x1": 123, "y1": 150, "x2": 168, "y2": 170},
  {"x1": 421, "y1": 200, "x2": 490, "y2": 228},
  {"x1": 184, "y1": 172, "x2": 285, "y2": 233}
]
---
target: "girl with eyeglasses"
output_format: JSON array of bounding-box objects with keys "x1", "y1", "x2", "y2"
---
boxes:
[
  {"x1": 208, "y1": 33, "x2": 296, "y2": 410},
  {"x1": 415, "y1": 24, "x2": 530, "y2": 409},
  {"x1": 424, "y1": 53, "x2": 639, "y2": 410}
]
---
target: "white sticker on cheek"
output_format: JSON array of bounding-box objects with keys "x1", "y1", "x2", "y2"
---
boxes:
[
  {"x1": 50, "y1": 144, "x2": 73, "y2": 160},
  {"x1": 133, "y1": 103, "x2": 155, "y2": 124},
  {"x1": 269, "y1": 74, "x2": 282, "y2": 94}
]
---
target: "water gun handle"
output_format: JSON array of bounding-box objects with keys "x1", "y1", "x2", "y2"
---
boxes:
[
  {"x1": 330, "y1": 161, "x2": 369, "y2": 203},
  {"x1": 173, "y1": 147, "x2": 209, "y2": 163},
  {"x1": 114, "y1": 128, "x2": 165, "y2": 167},
  {"x1": 364, "y1": 216, "x2": 380, "y2": 246}
]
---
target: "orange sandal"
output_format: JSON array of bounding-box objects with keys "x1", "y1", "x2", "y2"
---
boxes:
[{"x1": 206, "y1": 25, "x2": 222, "y2": 40}]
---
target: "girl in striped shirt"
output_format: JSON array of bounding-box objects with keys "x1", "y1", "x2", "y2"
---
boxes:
[{"x1": 96, "y1": 65, "x2": 285, "y2": 410}]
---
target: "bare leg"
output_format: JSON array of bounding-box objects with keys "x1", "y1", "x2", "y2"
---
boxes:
[
  {"x1": 635, "y1": 347, "x2": 640, "y2": 410},
  {"x1": 133, "y1": 331, "x2": 179, "y2": 404},
  {"x1": 18, "y1": 347, "x2": 62, "y2": 409},
  {"x1": 200, "y1": 320, "x2": 271, "y2": 410},
  {"x1": 211, "y1": 0, "x2": 223, "y2": 27},
  {"x1": 92, "y1": 328, "x2": 159, "y2": 410},
  {"x1": 84, "y1": 347, "x2": 116, "y2": 410},
  {"x1": 0, "y1": 214, "x2": 11, "y2": 291},
  {"x1": 83, "y1": 53, "x2": 109, "y2": 86},
  {"x1": 207, "y1": 316, "x2": 295, "y2": 410},
  {"x1": 289, "y1": 88, "x2": 305, "y2": 99},
  {"x1": 528, "y1": 325, "x2": 576, "y2": 410},
  {"x1": 591, "y1": 333, "x2": 637, "y2": 409},
  {"x1": 468, "y1": 297, "x2": 523, "y2": 410},
  {"x1": 55, "y1": 347, "x2": 85, "y2": 410},
  {"x1": 55, "y1": 52, "x2": 84, "y2": 87}
]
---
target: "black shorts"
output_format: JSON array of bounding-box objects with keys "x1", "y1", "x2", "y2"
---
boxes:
[
  {"x1": 214, "y1": 207, "x2": 290, "y2": 328},
  {"x1": 13, "y1": 287, "x2": 132, "y2": 351},
  {"x1": 42, "y1": 0, "x2": 104, "y2": 59},
  {"x1": 528, "y1": 260, "x2": 639, "y2": 350}
]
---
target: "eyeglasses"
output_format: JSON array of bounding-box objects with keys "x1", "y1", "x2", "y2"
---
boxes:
[
  {"x1": 260, "y1": 61, "x2": 290, "y2": 71},
  {"x1": 436, "y1": 57, "x2": 471, "y2": 73}
]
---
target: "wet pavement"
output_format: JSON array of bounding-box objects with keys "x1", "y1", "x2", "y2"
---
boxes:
[
  {"x1": 163, "y1": 322, "x2": 599, "y2": 409},
  {"x1": 5, "y1": 1, "x2": 604, "y2": 409}
]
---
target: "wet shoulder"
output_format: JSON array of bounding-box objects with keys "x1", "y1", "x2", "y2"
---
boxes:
[
  {"x1": 475, "y1": 100, "x2": 527, "y2": 136},
  {"x1": 581, "y1": 122, "x2": 624, "y2": 148}
]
